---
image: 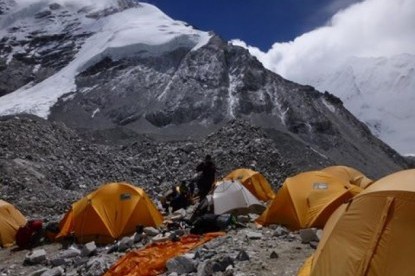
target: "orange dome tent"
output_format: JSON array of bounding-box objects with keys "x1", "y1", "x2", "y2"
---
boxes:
[
  {"x1": 57, "y1": 182, "x2": 163, "y2": 243},
  {"x1": 305, "y1": 169, "x2": 415, "y2": 276},
  {"x1": 224, "y1": 168, "x2": 275, "y2": 201},
  {"x1": 321, "y1": 165, "x2": 373, "y2": 188},
  {"x1": 256, "y1": 171, "x2": 362, "y2": 230},
  {"x1": 0, "y1": 200, "x2": 26, "y2": 247}
]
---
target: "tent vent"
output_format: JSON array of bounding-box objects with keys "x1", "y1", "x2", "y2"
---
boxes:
[
  {"x1": 313, "y1": 183, "x2": 328, "y2": 190},
  {"x1": 120, "y1": 193, "x2": 132, "y2": 201}
]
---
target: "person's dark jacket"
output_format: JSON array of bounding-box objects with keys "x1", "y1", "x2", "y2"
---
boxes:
[
  {"x1": 196, "y1": 159, "x2": 216, "y2": 198},
  {"x1": 16, "y1": 220, "x2": 43, "y2": 248}
]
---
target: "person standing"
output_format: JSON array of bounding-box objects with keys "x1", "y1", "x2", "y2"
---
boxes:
[{"x1": 195, "y1": 155, "x2": 216, "y2": 200}]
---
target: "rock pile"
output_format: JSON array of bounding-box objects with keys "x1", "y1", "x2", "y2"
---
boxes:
[
  {"x1": 0, "y1": 209, "x2": 316, "y2": 276},
  {"x1": 0, "y1": 114, "x2": 294, "y2": 219}
]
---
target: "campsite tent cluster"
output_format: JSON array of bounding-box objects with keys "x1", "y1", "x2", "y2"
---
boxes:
[
  {"x1": 1, "y1": 166, "x2": 415, "y2": 276},
  {"x1": 0, "y1": 168, "x2": 274, "y2": 247},
  {"x1": 298, "y1": 169, "x2": 415, "y2": 276}
]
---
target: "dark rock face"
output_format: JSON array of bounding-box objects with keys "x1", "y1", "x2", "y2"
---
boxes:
[
  {"x1": 48, "y1": 35, "x2": 408, "y2": 178},
  {"x1": 0, "y1": 0, "x2": 16, "y2": 15},
  {"x1": 0, "y1": 4, "x2": 92, "y2": 96},
  {"x1": 0, "y1": 0, "x2": 139, "y2": 96}
]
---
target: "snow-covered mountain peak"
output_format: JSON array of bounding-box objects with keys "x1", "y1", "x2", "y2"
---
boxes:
[
  {"x1": 0, "y1": 0, "x2": 16, "y2": 14},
  {"x1": 0, "y1": 1, "x2": 212, "y2": 118},
  {"x1": 306, "y1": 54, "x2": 415, "y2": 155},
  {"x1": 10, "y1": 0, "x2": 136, "y2": 12}
]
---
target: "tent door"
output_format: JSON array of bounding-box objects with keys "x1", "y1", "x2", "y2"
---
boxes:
[{"x1": 357, "y1": 196, "x2": 394, "y2": 276}]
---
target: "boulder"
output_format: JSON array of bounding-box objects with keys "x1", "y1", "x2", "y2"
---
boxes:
[
  {"x1": 166, "y1": 255, "x2": 196, "y2": 274},
  {"x1": 118, "y1": 236, "x2": 134, "y2": 252},
  {"x1": 25, "y1": 249, "x2": 47, "y2": 265},
  {"x1": 299, "y1": 228, "x2": 319, "y2": 243},
  {"x1": 212, "y1": 256, "x2": 234, "y2": 272},
  {"x1": 81, "y1": 241, "x2": 97, "y2": 257},
  {"x1": 40, "y1": 266, "x2": 64, "y2": 276},
  {"x1": 236, "y1": 250, "x2": 250, "y2": 261},
  {"x1": 143, "y1": 227, "x2": 159, "y2": 236},
  {"x1": 245, "y1": 230, "x2": 262, "y2": 240}
]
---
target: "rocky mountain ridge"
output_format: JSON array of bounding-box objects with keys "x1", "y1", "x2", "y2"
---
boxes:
[
  {"x1": 0, "y1": 0, "x2": 142, "y2": 97},
  {"x1": 48, "y1": 33, "x2": 407, "y2": 178}
]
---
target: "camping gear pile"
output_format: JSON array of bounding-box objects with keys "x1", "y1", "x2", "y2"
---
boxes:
[{"x1": 2, "y1": 166, "x2": 415, "y2": 275}]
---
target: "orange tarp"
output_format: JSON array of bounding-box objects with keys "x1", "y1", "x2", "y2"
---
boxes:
[{"x1": 105, "y1": 232, "x2": 225, "y2": 276}]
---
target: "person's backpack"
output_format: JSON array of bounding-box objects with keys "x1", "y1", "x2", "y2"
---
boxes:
[
  {"x1": 189, "y1": 195, "x2": 213, "y2": 223},
  {"x1": 190, "y1": 213, "x2": 233, "y2": 234}
]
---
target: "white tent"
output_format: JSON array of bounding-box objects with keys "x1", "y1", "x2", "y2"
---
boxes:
[{"x1": 213, "y1": 180, "x2": 265, "y2": 215}]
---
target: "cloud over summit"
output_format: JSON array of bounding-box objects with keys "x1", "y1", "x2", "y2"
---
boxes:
[{"x1": 233, "y1": 0, "x2": 415, "y2": 82}]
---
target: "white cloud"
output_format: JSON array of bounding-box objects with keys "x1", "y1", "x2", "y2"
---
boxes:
[
  {"x1": 232, "y1": 0, "x2": 415, "y2": 154},
  {"x1": 230, "y1": 39, "x2": 268, "y2": 63},
  {"x1": 236, "y1": 0, "x2": 415, "y2": 82}
]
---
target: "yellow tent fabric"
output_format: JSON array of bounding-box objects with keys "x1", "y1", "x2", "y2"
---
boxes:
[
  {"x1": 310, "y1": 169, "x2": 415, "y2": 276},
  {"x1": 57, "y1": 182, "x2": 163, "y2": 243},
  {"x1": 256, "y1": 171, "x2": 362, "y2": 230},
  {"x1": 224, "y1": 168, "x2": 275, "y2": 201},
  {"x1": 0, "y1": 200, "x2": 26, "y2": 247},
  {"x1": 298, "y1": 255, "x2": 314, "y2": 276},
  {"x1": 105, "y1": 232, "x2": 224, "y2": 276},
  {"x1": 321, "y1": 165, "x2": 373, "y2": 188}
]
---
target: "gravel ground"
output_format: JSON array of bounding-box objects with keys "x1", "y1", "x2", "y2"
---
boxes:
[{"x1": 0, "y1": 114, "x2": 315, "y2": 275}]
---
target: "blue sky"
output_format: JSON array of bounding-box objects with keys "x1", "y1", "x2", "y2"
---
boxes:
[{"x1": 141, "y1": 0, "x2": 360, "y2": 50}]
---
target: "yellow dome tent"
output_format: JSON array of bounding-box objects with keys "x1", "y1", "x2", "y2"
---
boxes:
[
  {"x1": 224, "y1": 168, "x2": 275, "y2": 201},
  {"x1": 306, "y1": 169, "x2": 415, "y2": 276},
  {"x1": 0, "y1": 200, "x2": 26, "y2": 247},
  {"x1": 321, "y1": 165, "x2": 373, "y2": 188},
  {"x1": 57, "y1": 182, "x2": 163, "y2": 243},
  {"x1": 256, "y1": 171, "x2": 362, "y2": 230}
]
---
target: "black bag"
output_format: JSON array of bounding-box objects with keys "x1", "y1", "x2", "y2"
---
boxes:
[{"x1": 190, "y1": 214, "x2": 233, "y2": 234}]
